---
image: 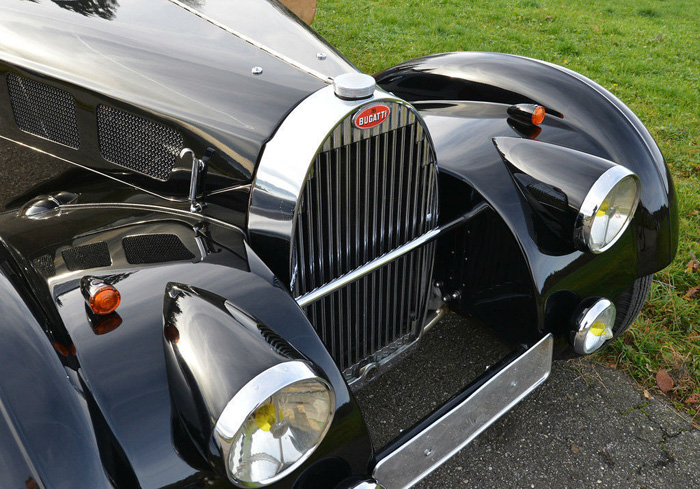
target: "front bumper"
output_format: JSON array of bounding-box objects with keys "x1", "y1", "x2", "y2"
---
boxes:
[{"x1": 347, "y1": 334, "x2": 553, "y2": 489}]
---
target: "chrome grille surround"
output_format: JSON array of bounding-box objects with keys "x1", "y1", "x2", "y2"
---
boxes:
[{"x1": 249, "y1": 85, "x2": 439, "y2": 384}]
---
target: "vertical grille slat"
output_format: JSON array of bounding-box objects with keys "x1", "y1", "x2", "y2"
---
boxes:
[
  {"x1": 354, "y1": 141, "x2": 362, "y2": 272},
  {"x1": 305, "y1": 182, "x2": 315, "y2": 293},
  {"x1": 325, "y1": 152, "x2": 335, "y2": 281},
  {"x1": 405, "y1": 123, "x2": 416, "y2": 243},
  {"x1": 395, "y1": 125, "x2": 407, "y2": 248},
  {"x1": 346, "y1": 138, "x2": 354, "y2": 272},
  {"x1": 365, "y1": 138, "x2": 372, "y2": 262},
  {"x1": 314, "y1": 161, "x2": 325, "y2": 285},
  {"x1": 387, "y1": 128, "x2": 397, "y2": 253},
  {"x1": 380, "y1": 131, "x2": 389, "y2": 255},
  {"x1": 411, "y1": 136, "x2": 423, "y2": 239},
  {"x1": 372, "y1": 132, "x2": 381, "y2": 258},
  {"x1": 335, "y1": 145, "x2": 343, "y2": 277},
  {"x1": 294, "y1": 102, "x2": 439, "y2": 377}
]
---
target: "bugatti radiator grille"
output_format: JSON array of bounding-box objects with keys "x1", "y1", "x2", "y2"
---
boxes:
[
  {"x1": 292, "y1": 102, "x2": 439, "y2": 377},
  {"x1": 6, "y1": 74, "x2": 80, "y2": 149},
  {"x1": 96, "y1": 105, "x2": 182, "y2": 181}
]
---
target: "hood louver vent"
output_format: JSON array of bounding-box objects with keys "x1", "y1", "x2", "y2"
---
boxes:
[
  {"x1": 6, "y1": 73, "x2": 80, "y2": 149},
  {"x1": 96, "y1": 105, "x2": 182, "y2": 182},
  {"x1": 122, "y1": 234, "x2": 194, "y2": 264},
  {"x1": 62, "y1": 242, "x2": 111, "y2": 271},
  {"x1": 32, "y1": 254, "x2": 56, "y2": 278}
]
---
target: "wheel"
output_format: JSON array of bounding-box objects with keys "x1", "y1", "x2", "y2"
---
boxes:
[{"x1": 612, "y1": 274, "x2": 653, "y2": 338}]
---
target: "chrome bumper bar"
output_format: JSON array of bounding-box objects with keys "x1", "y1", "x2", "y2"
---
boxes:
[{"x1": 361, "y1": 334, "x2": 553, "y2": 489}]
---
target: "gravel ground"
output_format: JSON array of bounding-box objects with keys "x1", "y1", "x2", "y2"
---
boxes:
[{"x1": 357, "y1": 315, "x2": 700, "y2": 489}]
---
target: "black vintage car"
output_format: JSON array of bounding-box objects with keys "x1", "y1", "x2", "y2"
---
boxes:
[{"x1": 0, "y1": 1, "x2": 678, "y2": 488}]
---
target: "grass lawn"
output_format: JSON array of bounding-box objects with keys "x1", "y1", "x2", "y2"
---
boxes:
[{"x1": 313, "y1": 0, "x2": 700, "y2": 419}]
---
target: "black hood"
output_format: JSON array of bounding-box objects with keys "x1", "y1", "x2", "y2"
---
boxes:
[{"x1": 0, "y1": 0, "x2": 357, "y2": 199}]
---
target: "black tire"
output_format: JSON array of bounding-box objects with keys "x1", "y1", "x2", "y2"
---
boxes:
[{"x1": 612, "y1": 274, "x2": 654, "y2": 338}]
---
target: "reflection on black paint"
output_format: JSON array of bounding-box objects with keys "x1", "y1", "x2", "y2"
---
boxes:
[
  {"x1": 19, "y1": 0, "x2": 120, "y2": 20},
  {"x1": 178, "y1": 0, "x2": 206, "y2": 7},
  {"x1": 50, "y1": 0, "x2": 120, "y2": 20},
  {"x1": 41, "y1": 0, "x2": 208, "y2": 20},
  {"x1": 91, "y1": 313, "x2": 122, "y2": 335}
]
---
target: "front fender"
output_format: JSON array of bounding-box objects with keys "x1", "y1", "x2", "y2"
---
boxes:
[
  {"x1": 376, "y1": 51, "x2": 678, "y2": 274},
  {"x1": 376, "y1": 52, "x2": 678, "y2": 339},
  {"x1": 0, "y1": 205, "x2": 372, "y2": 489},
  {"x1": 0, "y1": 246, "x2": 113, "y2": 489}
]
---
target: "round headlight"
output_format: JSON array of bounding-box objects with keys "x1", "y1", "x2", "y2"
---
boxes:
[
  {"x1": 574, "y1": 165, "x2": 640, "y2": 253},
  {"x1": 570, "y1": 298, "x2": 616, "y2": 354},
  {"x1": 214, "y1": 361, "x2": 335, "y2": 487}
]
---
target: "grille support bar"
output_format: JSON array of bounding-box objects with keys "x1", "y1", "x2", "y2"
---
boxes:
[{"x1": 296, "y1": 202, "x2": 489, "y2": 308}]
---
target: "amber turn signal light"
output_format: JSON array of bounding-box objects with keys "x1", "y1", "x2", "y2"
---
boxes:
[
  {"x1": 507, "y1": 103, "x2": 546, "y2": 126},
  {"x1": 89, "y1": 285, "x2": 121, "y2": 315},
  {"x1": 531, "y1": 105, "x2": 546, "y2": 125},
  {"x1": 81, "y1": 276, "x2": 121, "y2": 316}
]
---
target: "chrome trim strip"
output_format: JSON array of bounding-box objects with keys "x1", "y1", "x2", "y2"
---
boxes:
[
  {"x1": 347, "y1": 482, "x2": 385, "y2": 489},
  {"x1": 167, "y1": 0, "x2": 333, "y2": 83},
  {"x1": 57, "y1": 202, "x2": 246, "y2": 234},
  {"x1": 0, "y1": 135, "x2": 183, "y2": 203},
  {"x1": 0, "y1": 134, "x2": 251, "y2": 202},
  {"x1": 295, "y1": 203, "x2": 488, "y2": 307},
  {"x1": 373, "y1": 334, "x2": 554, "y2": 489}
]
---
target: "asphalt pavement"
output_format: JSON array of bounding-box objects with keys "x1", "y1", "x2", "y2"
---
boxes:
[{"x1": 357, "y1": 314, "x2": 700, "y2": 489}]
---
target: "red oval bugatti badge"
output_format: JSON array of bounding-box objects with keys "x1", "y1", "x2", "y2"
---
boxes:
[{"x1": 353, "y1": 104, "x2": 390, "y2": 130}]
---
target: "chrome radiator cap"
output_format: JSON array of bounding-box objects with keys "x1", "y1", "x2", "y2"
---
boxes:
[{"x1": 333, "y1": 73, "x2": 376, "y2": 100}]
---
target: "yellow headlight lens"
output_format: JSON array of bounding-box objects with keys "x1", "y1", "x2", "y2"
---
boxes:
[
  {"x1": 595, "y1": 201, "x2": 610, "y2": 218},
  {"x1": 589, "y1": 321, "x2": 608, "y2": 337},
  {"x1": 254, "y1": 403, "x2": 278, "y2": 432}
]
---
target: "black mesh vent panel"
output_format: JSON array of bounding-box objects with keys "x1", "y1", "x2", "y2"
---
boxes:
[
  {"x1": 32, "y1": 254, "x2": 56, "y2": 278},
  {"x1": 62, "y1": 242, "x2": 111, "y2": 271},
  {"x1": 257, "y1": 324, "x2": 298, "y2": 358},
  {"x1": 96, "y1": 105, "x2": 182, "y2": 181},
  {"x1": 6, "y1": 74, "x2": 80, "y2": 149},
  {"x1": 122, "y1": 234, "x2": 194, "y2": 264}
]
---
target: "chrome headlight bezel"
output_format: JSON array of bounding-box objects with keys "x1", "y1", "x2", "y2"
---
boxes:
[
  {"x1": 570, "y1": 298, "x2": 617, "y2": 355},
  {"x1": 574, "y1": 165, "x2": 641, "y2": 253},
  {"x1": 213, "y1": 361, "x2": 335, "y2": 488}
]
